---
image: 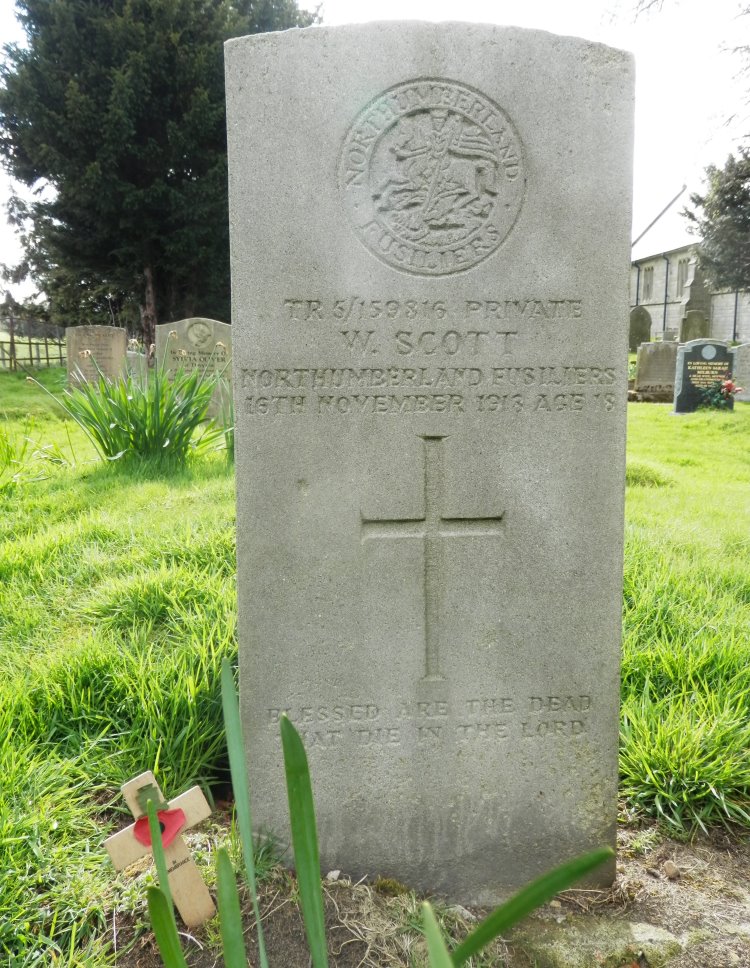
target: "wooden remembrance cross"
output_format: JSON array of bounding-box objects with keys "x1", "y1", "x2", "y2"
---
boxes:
[
  {"x1": 104, "y1": 770, "x2": 216, "y2": 927},
  {"x1": 361, "y1": 435, "x2": 504, "y2": 681}
]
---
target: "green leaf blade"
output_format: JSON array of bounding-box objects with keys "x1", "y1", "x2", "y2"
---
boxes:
[
  {"x1": 147, "y1": 887, "x2": 189, "y2": 968},
  {"x1": 280, "y1": 714, "x2": 329, "y2": 968},
  {"x1": 220, "y1": 657, "x2": 269, "y2": 968},
  {"x1": 422, "y1": 902, "x2": 454, "y2": 968},
  {"x1": 451, "y1": 847, "x2": 614, "y2": 966},
  {"x1": 147, "y1": 797, "x2": 175, "y2": 927},
  {"x1": 216, "y1": 847, "x2": 247, "y2": 968}
]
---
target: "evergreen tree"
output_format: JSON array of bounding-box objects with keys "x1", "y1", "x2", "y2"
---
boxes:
[
  {"x1": 686, "y1": 149, "x2": 750, "y2": 294},
  {"x1": 0, "y1": 0, "x2": 316, "y2": 339}
]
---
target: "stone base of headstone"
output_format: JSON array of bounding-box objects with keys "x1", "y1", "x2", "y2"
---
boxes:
[{"x1": 633, "y1": 389, "x2": 674, "y2": 402}]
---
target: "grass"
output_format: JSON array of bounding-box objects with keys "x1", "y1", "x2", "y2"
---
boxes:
[
  {"x1": 1, "y1": 370, "x2": 749, "y2": 963},
  {"x1": 0, "y1": 370, "x2": 236, "y2": 962},
  {"x1": 622, "y1": 403, "x2": 750, "y2": 831}
]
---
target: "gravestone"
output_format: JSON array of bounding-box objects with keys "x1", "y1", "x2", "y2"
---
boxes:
[
  {"x1": 634, "y1": 341, "x2": 678, "y2": 401},
  {"x1": 154, "y1": 318, "x2": 232, "y2": 418},
  {"x1": 674, "y1": 339, "x2": 735, "y2": 413},
  {"x1": 732, "y1": 343, "x2": 750, "y2": 403},
  {"x1": 126, "y1": 350, "x2": 149, "y2": 385},
  {"x1": 66, "y1": 326, "x2": 127, "y2": 384},
  {"x1": 679, "y1": 310, "x2": 708, "y2": 344},
  {"x1": 226, "y1": 22, "x2": 634, "y2": 903},
  {"x1": 628, "y1": 306, "x2": 651, "y2": 352}
]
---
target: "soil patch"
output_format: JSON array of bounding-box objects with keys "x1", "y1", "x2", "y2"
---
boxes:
[{"x1": 110, "y1": 821, "x2": 750, "y2": 967}]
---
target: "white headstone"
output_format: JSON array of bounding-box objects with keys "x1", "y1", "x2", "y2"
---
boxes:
[
  {"x1": 154, "y1": 318, "x2": 232, "y2": 419},
  {"x1": 227, "y1": 22, "x2": 634, "y2": 903}
]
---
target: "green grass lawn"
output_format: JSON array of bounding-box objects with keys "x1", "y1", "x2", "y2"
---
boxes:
[{"x1": 2, "y1": 369, "x2": 749, "y2": 964}]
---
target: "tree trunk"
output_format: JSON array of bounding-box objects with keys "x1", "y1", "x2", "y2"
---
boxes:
[{"x1": 141, "y1": 265, "x2": 158, "y2": 351}]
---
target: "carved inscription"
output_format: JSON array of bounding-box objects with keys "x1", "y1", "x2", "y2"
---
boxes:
[
  {"x1": 283, "y1": 297, "x2": 583, "y2": 322},
  {"x1": 67, "y1": 327, "x2": 127, "y2": 383},
  {"x1": 340, "y1": 79, "x2": 525, "y2": 275},
  {"x1": 266, "y1": 695, "x2": 593, "y2": 749},
  {"x1": 240, "y1": 364, "x2": 617, "y2": 417},
  {"x1": 245, "y1": 293, "x2": 611, "y2": 416},
  {"x1": 162, "y1": 321, "x2": 230, "y2": 378},
  {"x1": 684, "y1": 359, "x2": 731, "y2": 388}
]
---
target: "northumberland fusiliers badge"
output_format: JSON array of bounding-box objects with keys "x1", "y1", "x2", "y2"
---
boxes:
[{"x1": 340, "y1": 78, "x2": 526, "y2": 276}]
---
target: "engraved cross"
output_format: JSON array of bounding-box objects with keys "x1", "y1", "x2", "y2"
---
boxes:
[{"x1": 361, "y1": 435, "x2": 504, "y2": 681}]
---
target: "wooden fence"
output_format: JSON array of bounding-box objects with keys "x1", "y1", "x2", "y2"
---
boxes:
[
  {"x1": 0, "y1": 336, "x2": 66, "y2": 371},
  {"x1": 0, "y1": 317, "x2": 66, "y2": 371}
]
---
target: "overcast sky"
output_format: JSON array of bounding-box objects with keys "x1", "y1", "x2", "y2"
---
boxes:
[{"x1": 1, "y1": 0, "x2": 749, "y2": 301}]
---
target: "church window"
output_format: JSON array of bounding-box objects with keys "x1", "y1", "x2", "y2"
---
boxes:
[
  {"x1": 642, "y1": 266, "x2": 654, "y2": 301},
  {"x1": 676, "y1": 258, "x2": 689, "y2": 295}
]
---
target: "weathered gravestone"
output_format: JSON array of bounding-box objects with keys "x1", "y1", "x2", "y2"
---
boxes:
[
  {"x1": 674, "y1": 339, "x2": 735, "y2": 413},
  {"x1": 66, "y1": 325, "x2": 127, "y2": 384},
  {"x1": 634, "y1": 341, "x2": 678, "y2": 401},
  {"x1": 154, "y1": 318, "x2": 232, "y2": 418},
  {"x1": 226, "y1": 23, "x2": 634, "y2": 903},
  {"x1": 628, "y1": 306, "x2": 651, "y2": 352},
  {"x1": 679, "y1": 310, "x2": 709, "y2": 344},
  {"x1": 732, "y1": 343, "x2": 750, "y2": 403},
  {"x1": 126, "y1": 349, "x2": 149, "y2": 385}
]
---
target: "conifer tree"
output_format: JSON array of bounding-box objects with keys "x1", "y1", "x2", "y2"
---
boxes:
[
  {"x1": 0, "y1": 0, "x2": 315, "y2": 338},
  {"x1": 685, "y1": 149, "x2": 750, "y2": 295}
]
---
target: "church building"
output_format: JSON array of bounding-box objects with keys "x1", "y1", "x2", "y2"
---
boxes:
[{"x1": 630, "y1": 205, "x2": 749, "y2": 344}]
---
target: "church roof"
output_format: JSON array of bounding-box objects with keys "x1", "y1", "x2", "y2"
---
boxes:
[{"x1": 631, "y1": 202, "x2": 697, "y2": 262}]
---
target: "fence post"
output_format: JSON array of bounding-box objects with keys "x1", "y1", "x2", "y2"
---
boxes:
[{"x1": 9, "y1": 315, "x2": 16, "y2": 372}]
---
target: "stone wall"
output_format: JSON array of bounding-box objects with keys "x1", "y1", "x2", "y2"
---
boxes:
[{"x1": 630, "y1": 246, "x2": 750, "y2": 343}]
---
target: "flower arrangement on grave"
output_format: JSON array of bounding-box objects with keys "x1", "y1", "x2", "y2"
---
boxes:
[{"x1": 698, "y1": 375, "x2": 743, "y2": 409}]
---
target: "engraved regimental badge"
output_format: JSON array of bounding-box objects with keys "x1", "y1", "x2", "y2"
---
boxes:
[
  {"x1": 340, "y1": 79, "x2": 526, "y2": 276},
  {"x1": 187, "y1": 320, "x2": 213, "y2": 348}
]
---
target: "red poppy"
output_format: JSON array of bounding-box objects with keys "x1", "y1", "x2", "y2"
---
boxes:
[{"x1": 133, "y1": 807, "x2": 186, "y2": 849}]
